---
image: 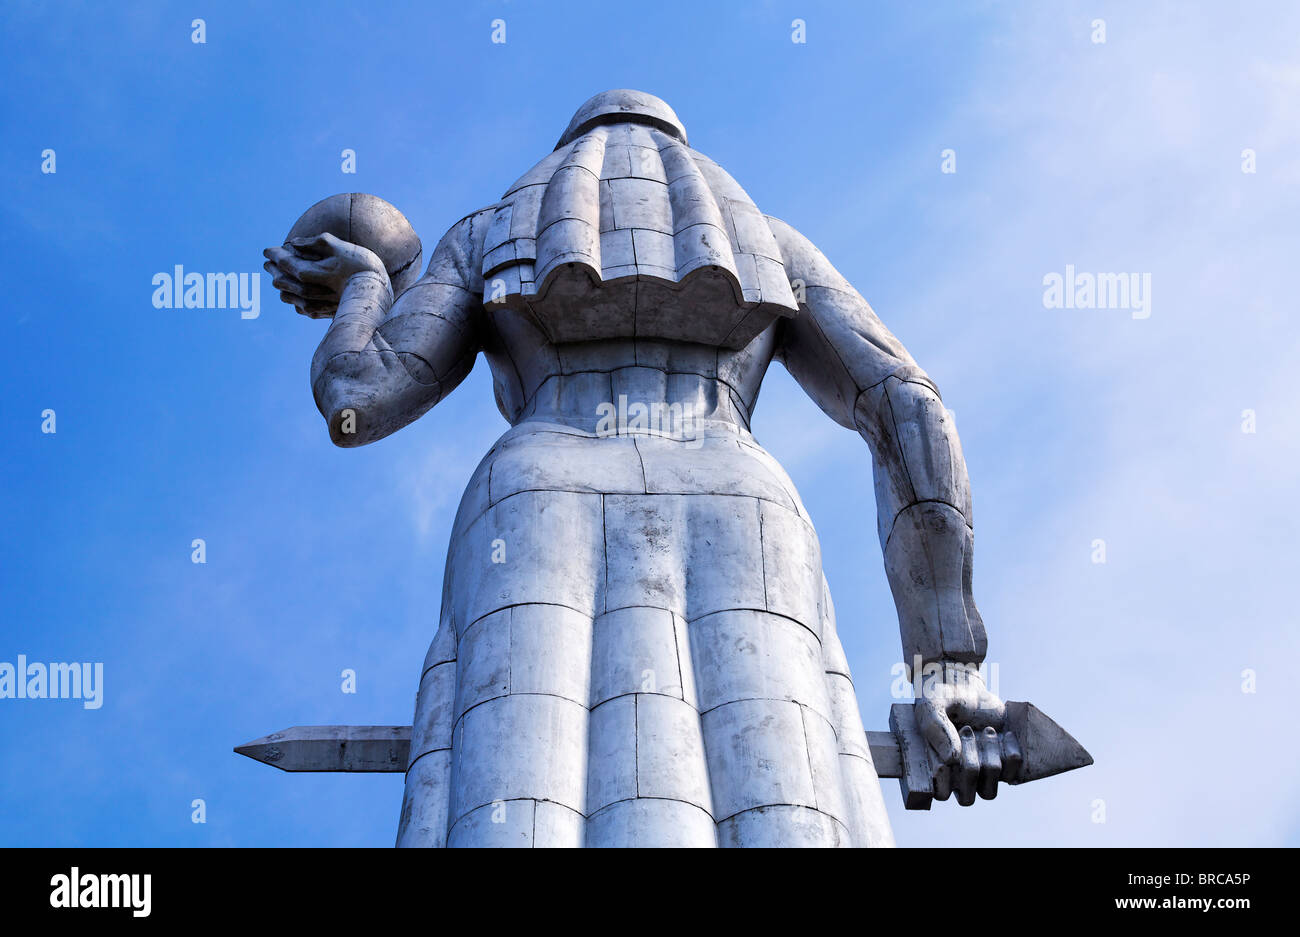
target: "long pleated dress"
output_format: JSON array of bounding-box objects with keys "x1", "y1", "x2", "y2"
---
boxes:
[{"x1": 393, "y1": 92, "x2": 898, "y2": 847}]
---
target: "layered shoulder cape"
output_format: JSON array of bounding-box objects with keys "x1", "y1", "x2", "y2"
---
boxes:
[{"x1": 477, "y1": 121, "x2": 800, "y2": 349}]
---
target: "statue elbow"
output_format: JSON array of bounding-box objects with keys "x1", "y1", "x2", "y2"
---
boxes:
[
  {"x1": 853, "y1": 368, "x2": 944, "y2": 445},
  {"x1": 314, "y1": 368, "x2": 380, "y2": 447},
  {"x1": 327, "y1": 406, "x2": 370, "y2": 447}
]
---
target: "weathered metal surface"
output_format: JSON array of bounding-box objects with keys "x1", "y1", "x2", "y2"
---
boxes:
[
  {"x1": 228, "y1": 721, "x2": 907, "y2": 782},
  {"x1": 258, "y1": 88, "x2": 1092, "y2": 848},
  {"x1": 234, "y1": 725, "x2": 409, "y2": 773},
  {"x1": 237, "y1": 698, "x2": 1092, "y2": 815}
]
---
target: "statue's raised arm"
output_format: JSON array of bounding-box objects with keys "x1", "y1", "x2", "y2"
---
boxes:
[{"x1": 264, "y1": 200, "x2": 489, "y2": 445}]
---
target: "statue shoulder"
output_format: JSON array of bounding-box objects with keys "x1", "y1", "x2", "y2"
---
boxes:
[{"x1": 418, "y1": 205, "x2": 502, "y2": 292}]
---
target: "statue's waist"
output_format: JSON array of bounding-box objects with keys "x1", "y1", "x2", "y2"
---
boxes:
[
  {"x1": 452, "y1": 419, "x2": 810, "y2": 535},
  {"x1": 513, "y1": 370, "x2": 752, "y2": 435}
]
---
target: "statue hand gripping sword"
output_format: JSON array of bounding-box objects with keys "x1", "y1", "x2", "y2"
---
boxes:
[{"x1": 245, "y1": 91, "x2": 1090, "y2": 846}]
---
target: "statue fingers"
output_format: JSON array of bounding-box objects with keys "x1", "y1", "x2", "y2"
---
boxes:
[
  {"x1": 285, "y1": 232, "x2": 344, "y2": 259},
  {"x1": 954, "y1": 725, "x2": 980, "y2": 806},
  {"x1": 915, "y1": 696, "x2": 961, "y2": 765},
  {"x1": 280, "y1": 292, "x2": 335, "y2": 318},
  {"x1": 947, "y1": 692, "x2": 1005, "y2": 731},
  {"x1": 263, "y1": 245, "x2": 339, "y2": 285},
  {"x1": 265, "y1": 263, "x2": 336, "y2": 300},
  {"x1": 298, "y1": 302, "x2": 338, "y2": 319},
  {"x1": 932, "y1": 762, "x2": 953, "y2": 801},
  {"x1": 262, "y1": 245, "x2": 298, "y2": 267},
  {"x1": 976, "y1": 726, "x2": 1001, "y2": 800},
  {"x1": 267, "y1": 263, "x2": 299, "y2": 306},
  {"x1": 1000, "y1": 729, "x2": 1024, "y2": 783}
]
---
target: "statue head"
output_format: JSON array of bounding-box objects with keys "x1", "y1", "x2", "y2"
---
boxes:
[{"x1": 555, "y1": 89, "x2": 688, "y2": 150}]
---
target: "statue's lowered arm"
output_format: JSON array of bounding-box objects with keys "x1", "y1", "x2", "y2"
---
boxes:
[
  {"x1": 769, "y1": 215, "x2": 1091, "y2": 807},
  {"x1": 767, "y1": 216, "x2": 982, "y2": 672},
  {"x1": 264, "y1": 212, "x2": 486, "y2": 447}
]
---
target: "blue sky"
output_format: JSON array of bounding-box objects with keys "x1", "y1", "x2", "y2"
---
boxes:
[{"x1": 1, "y1": 0, "x2": 1296, "y2": 847}]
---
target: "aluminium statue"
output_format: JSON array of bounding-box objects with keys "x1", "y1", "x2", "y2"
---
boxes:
[{"x1": 255, "y1": 90, "x2": 1090, "y2": 847}]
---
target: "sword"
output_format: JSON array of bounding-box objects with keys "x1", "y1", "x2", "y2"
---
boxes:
[{"x1": 235, "y1": 701, "x2": 1090, "y2": 810}]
